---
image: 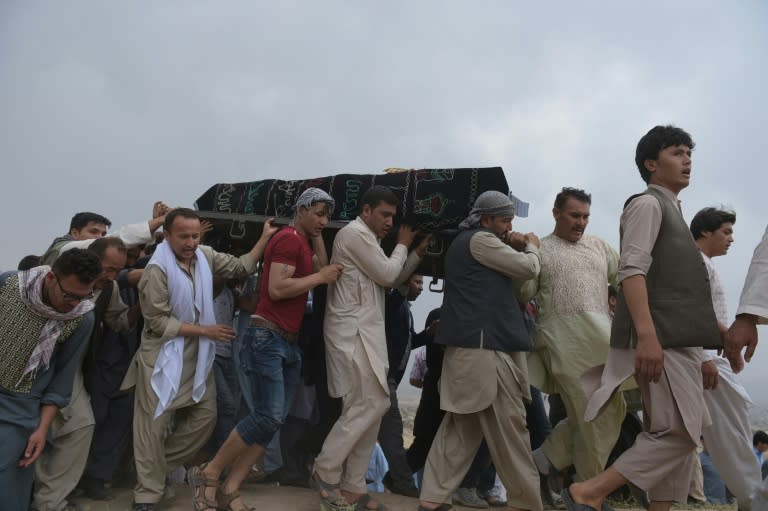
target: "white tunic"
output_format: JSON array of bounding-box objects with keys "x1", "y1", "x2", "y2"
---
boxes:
[{"x1": 323, "y1": 217, "x2": 421, "y2": 398}]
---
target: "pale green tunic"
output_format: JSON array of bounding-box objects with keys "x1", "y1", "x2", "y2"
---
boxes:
[
  {"x1": 521, "y1": 233, "x2": 626, "y2": 480},
  {"x1": 523, "y1": 234, "x2": 619, "y2": 392}
]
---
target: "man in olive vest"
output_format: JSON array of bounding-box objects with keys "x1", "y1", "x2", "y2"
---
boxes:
[
  {"x1": 563, "y1": 126, "x2": 722, "y2": 511},
  {"x1": 418, "y1": 191, "x2": 543, "y2": 511}
]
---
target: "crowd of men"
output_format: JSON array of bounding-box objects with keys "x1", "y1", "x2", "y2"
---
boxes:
[{"x1": 2, "y1": 124, "x2": 768, "y2": 511}]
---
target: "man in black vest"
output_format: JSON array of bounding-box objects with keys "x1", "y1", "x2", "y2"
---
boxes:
[
  {"x1": 418, "y1": 190, "x2": 543, "y2": 511},
  {"x1": 563, "y1": 126, "x2": 722, "y2": 511}
]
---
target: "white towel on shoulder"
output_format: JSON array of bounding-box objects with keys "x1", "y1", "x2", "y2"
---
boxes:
[{"x1": 147, "y1": 241, "x2": 216, "y2": 418}]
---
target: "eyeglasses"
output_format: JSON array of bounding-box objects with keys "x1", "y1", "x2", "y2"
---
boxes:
[{"x1": 54, "y1": 273, "x2": 95, "y2": 302}]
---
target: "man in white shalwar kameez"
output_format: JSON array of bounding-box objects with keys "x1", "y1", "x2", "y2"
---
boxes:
[
  {"x1": 689, "y1": 207, "x2": 761, "y2": 510},
  {"x1": 313, "y1": 186, "x2": 425, "y2": 511}
]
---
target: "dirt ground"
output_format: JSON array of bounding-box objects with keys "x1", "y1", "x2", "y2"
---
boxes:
[{"x1": 69, "y1": 483, "x2": 734, "y2": 511}]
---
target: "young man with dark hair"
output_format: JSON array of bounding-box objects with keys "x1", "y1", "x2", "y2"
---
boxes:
[
  {"x1": 688, "y1": 207, "x2": 759, "y2": 510},
  {"x1": 313, "y1": 185, "x2": 428, "y2": 511},
  {"x1": 123, "y1": 207, "x2": 278, "y2": 511},
  {"x1": 521, "y1": 187, "x2": 624, "y2": 487},
  {"x1": 40, "y1": 202, "x2": 170, "y2": 266},
  {"x1": 0, "y1": 249, "x2": 100, "y2": 509},
  {"x1": 190, "y1": 189, "x2": 342, "y2": 511},
  {"x1": 564, "y1": 126, "x2": 722, "y2": 511},
  {"x1": 69, "y1": 212, "x2": 113, "y2": 235},
  {"x1": 690, "y1": 208, "x2": 736, "y2": 241}
]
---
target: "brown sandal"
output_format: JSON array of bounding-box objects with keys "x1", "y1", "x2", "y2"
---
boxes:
[
  {"x1": 187, "y1": 464, "x2": 218, "y2": 511},
  {"x1": 217, "y1": 489, "x2": 255, "y2": 511}
]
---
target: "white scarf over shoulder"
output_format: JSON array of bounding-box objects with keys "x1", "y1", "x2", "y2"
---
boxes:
[{"x1": 147, "y1": 241, "x2": 216, "y2": 418}]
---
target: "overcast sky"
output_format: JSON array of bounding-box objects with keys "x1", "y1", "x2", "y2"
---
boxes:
[{"x1": 2, "y1": 1, "x2": 767, "y2": 402}]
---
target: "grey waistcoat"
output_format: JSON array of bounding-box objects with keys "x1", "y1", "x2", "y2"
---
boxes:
[
  {"x1": 435, "y1": 228, "x2": 531, "y2": 353},
  {"x1": 611, "y1": 187, "x2": 721, "y2": 349}
]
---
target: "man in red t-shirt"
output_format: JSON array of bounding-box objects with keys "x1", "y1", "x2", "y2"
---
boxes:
[{"x1": 192, "y1": 188, "x2": 342, "y2": 511}]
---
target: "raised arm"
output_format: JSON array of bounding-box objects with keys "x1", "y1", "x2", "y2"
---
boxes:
[{"x1": 344, "y1": 225, "x2": 420, "y2": 288}]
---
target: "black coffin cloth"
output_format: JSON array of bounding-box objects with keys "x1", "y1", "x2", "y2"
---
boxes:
[{"x1": 194, "y1": 167, "x2": 510, "y2": 280}]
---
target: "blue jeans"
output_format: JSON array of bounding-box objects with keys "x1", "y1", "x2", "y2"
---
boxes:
[
  {"x1": 206, "y1": 355, "x2": 242, "y2": 452},
  {"x1": 235, "y1": 326, "x2": 302, "y2": 447}
]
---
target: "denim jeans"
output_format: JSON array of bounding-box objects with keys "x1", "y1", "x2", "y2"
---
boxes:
[
  {"x1": 205, "y1": 355, "x2": 242, "y2": 452},
  {"x1": 235, "y1": 326, "x2": 302, "y2": 447}
]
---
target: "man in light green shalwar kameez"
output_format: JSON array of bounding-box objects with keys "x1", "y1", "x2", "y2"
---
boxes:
[{"x1": 522, "y1": 188, "x2": 627, "y2": 482}]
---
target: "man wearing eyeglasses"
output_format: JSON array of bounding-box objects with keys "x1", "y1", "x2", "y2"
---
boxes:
[
  {"x1": 0, "y1": 248, "x2": 101, "y2": 511},
  {"x1": 32, "y1": 203, "x2": 170, "y2": 511},
  {"x1": 33, "y1": 237, "x2": 142, "y2": 511}
]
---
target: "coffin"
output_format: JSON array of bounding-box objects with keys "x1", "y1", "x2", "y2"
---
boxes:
[{"x1": 194, "y1": 167, "x2": 510, "y2": 284}]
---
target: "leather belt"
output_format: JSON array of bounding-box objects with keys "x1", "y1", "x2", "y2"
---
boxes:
[{"x1": 250, "y1": 316, "x2": 299, "y2": 344}]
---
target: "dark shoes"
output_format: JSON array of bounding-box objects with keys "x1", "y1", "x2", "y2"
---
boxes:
[
  {"x1": 382, "y1": 471, "x2": 420, "y2": 498},
  {"x1": 79, "y1": 475, "x2": 114, "y2": 501},
  {"x1": 133, "y1": 504, "x2": 156, "y2": 511}
]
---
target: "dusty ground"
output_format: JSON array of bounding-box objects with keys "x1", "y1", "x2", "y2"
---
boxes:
[{"x1": 69, "y1": 484, "x2": 734, "y2": 511}]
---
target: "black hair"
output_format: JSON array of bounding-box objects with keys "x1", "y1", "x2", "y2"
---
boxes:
[
  {"x1": 554, "y1": 187, "x2": 592, "y2": 209},
  {"x1": 690, "y1": 207, "x2": 736, "y2": 240},
  {"x1": 17, "y1": 255, "x2": 41, "y2": 271},
  {"x1": 69, "y1": 212, "x2": 112, "y2": 231},
  {"x1": 754, "y1": 430, "x2": 768, "y2": 446},
  {"x1": 608, "y1": 285, "x2": 617, "y2": 299},
  {"x1": 164, "y1": 208, "x2": 200, "y2": 232},
  {"x1": 635, "y1": 125, "x2": 695, "y2": 183},
  {"x1": 52, "y1": 248, "x2": 102, "y2": 284},
  {"x1": 88, "y1": 237, "x2": 127, "y2": 259},
  {"x1": 360, "y1": 185, "x2": 399, "y2": 211}
]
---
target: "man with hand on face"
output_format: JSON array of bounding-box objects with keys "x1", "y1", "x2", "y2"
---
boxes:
[
  {"x1": 521, "y1": 188, "x2": 624, "y2": 487},
  {"x1": 0, "y1": 249, "x2": 100, "y2": 511},
  {"x1": 564, "y1": 126, "x2": 722, "y2": 511},
  {"x1": 190, "y1": 188, "x2": 342, "y2": 511},
  {"x1": 313, "y1": 185, "x2": 428, "y2": 511},
  {"x1": 122, "y1": 208, "x2": 277, "y2": 511},
  {"x1": 418, "y1": 190, "x2": 543, "y2": 511}
]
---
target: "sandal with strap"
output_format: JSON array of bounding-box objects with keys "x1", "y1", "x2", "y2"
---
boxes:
[
  {"x1": 187, "y1": 464, "x2": 218, "y2": 511},
  {"x1": 353, "y1": 494, "x2": 389, "y2": 511},
  {"x1": 309, "y1": 471, "x2": 355, "y2": 511},
  {"x1": 217, "y1": 489, "x2": 256, "y2": 511}
]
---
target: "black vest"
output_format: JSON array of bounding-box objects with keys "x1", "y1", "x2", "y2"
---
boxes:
[
  {"x1": 611, "y1": 187, "x2": 721, "y2": 349},
  {"x1": 436, "y1": 228, "x2": 531, "y2": 352}
]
